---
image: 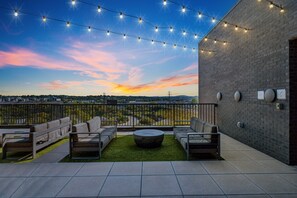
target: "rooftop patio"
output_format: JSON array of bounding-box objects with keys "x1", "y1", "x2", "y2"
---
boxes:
[{"x1": 1, "y1": 132, "x2": 297, "y2": 197}]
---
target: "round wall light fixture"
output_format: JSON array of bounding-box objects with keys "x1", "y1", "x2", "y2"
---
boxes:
[
  {"x1": 264, "y1": 89, "x2": 276, "y2": 103},
  {"x1": 217, "y1": 92, "x2": 222, "y2": 101},
  {"x1": 234, "y1": 91, "x2": 241, "y2": 102}
]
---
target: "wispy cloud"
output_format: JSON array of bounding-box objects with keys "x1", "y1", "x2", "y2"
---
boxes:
[{"x1": 181, "y1": 63, "x2": 198, "y2": 72}]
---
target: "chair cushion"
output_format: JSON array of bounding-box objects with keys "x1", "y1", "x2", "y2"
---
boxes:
[
  {"x1": 48, "y1": 120, "x2": 61, "y2": 139},
  {"x1": 194, "y1": 119, "x2": 204, "y2": 132},
  {"x1": 175, "y1": 132, "x2": 189, "y2": 141},
  {"x1": 190, "y1": 117, "x2": 198, "y2": 130},
  {"x1": 174, "y1": 127, "x2": 195, "y2": 134},
  {"x1": 73, "y1": 136, "x2": 100, "y2": 147},
  {"x1": 4, "y1": 137, "x2": 32, "y2": 148},
  {"x1": 30, "y1": 123, "x2": 48, "y2": 143},
  {"x1": 87, "y1": 117, "x2": 101, "y2": 133},
  {"x1": 102, "y1": 128, "x2": 116, "y2": 140},
  {"x1": 101, "y1": 135, "x2": 110, "y2": 149},
  {"x1": 203, "y1": 123, "x2": 218, "y2": 133},
  {"x1": 180, "y1": 136, "x2": 210, "y2": 150},
  {"x1": 60, "y1": 117, "x2": 71, "y2": 136},
  {"x1": 73, "y1": 123, "x2": 89, "y2": 133},
  {"x1": 60, "y1": 117, "x2": 70, "y2": 124}
]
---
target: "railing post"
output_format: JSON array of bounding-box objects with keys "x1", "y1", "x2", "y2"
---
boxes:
[{"x1": 132, "y1": 105, "x2": 135, "y2": 130}]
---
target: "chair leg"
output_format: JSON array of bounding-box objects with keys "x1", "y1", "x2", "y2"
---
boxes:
[{"x1": 2, "y1": 147, "x2": 7, "y2": 159}]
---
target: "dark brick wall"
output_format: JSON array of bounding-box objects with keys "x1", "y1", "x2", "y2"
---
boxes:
[
  {"x1": 290, "y1": 39, "x2": 297, "y2": 165},
  {"x1": 199, "y1": 0, "x2": 297, "y2": 164}
]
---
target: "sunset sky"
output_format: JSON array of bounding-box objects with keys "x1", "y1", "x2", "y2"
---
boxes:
[{"x1": 0, "y1": 0, "x2": 237, "y2": 96}]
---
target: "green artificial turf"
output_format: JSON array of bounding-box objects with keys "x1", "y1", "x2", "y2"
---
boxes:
[
  {"x1": 0, "y1": 138, "x2": 69, "y2": 163},
  {"x1": 62, "y1": 135, "x2": 186, "y2": 162}
]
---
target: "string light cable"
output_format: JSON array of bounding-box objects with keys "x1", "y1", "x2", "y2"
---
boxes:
[
  {"x1": 0, "y1": 6, "x2": 204, "y2": 53},
  {"x1": 257, "y1": 0, "x2": 285, "y2": 12}
]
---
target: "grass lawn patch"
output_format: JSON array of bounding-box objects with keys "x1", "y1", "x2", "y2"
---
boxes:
[
  {"x1": 0, "y1": 138, "x2": 69, "y2": 164},
  {"x1": 62, "y1": 135, "x2": 186, "y2": 162}
]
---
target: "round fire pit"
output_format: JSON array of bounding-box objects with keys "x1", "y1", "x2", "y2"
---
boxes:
[{"x1": 133, "y1": 129, "x2": 164, "y2": 148}]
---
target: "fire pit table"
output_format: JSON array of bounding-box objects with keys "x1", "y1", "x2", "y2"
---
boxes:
[{"x1": 133, "y1": 129, "x2": 164, "y2": 148}]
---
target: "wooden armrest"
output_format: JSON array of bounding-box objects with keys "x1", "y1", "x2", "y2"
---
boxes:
[{"x1": 2, "y1": 132, "x2": 29, "y2": 139}]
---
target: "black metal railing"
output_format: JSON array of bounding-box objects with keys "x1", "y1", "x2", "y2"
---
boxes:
[{"x1": 0, "y1": 103, "x2": 217, "y2": 128}]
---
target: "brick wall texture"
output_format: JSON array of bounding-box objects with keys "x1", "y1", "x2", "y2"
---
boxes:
[{"x1": 199, "y1": 0, "x2": 297, "y2": 164}]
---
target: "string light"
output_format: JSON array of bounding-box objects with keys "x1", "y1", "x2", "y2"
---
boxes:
[
  {"x1": 182, "y1": 30, "x2": 187, "y2": 36},
  {"x1": 138, "y1": 37, "x2": 141, "y2": 42},
  {"x1": 155, "y1": 26, "x2": 159, "y2": 32},
  {"x1": 169, "y1": 26, "x2": 173, "y2": 32},
  {"x1": 42, "y1": 16, "x2": 47, "y2": 22},
  {"x1": 224, "y1": 22, "x2": 228, "y2": 28},
  {"x1": 163, "y1": 0, "x2": 167, "y2": 6},
  {"x1": 223, "y1": 41, "x2": 227, "y2": 45},
  {"x1": 151, "y1": 40, "x2": 155, "y2": 45},
  {"x1": 192, "y1": 48, "x2": 196, "y2": 52},
  {"x1": 119, "y1": 12, "x2": 124, "y2": 19},
  {"x1": 173, "y1": 44, "x2": 177, "y2": 49},
  {"x1": 14, "y1": 10, "x2": 18, "y2": 17},
  {"x1": 204, "y1": 37, "x2": 208, "y2": 42},
  {"x1": 123, "y1": 34, "x2": 127, "y2": 39},
  {"x1": 257, "y1": 0, "x2": 285, "y2": 13},
  {"x1": 183, "y1": 46, "x2": 187, "y2": 51},
  {"x1": 214, "y1": 39, "x2": 217, "y2": 44},
  {"x1": 198, "y1": 12, "x2": 202, "y2": 18},
  {"x1": 203, "y1": 36, "x2": 227, "y2": 45},
  {"x1": 280, "y1": 7, "x2": 284, "y2": 13},
  {"x1": 235, "y1": 26, "x2": 238, "y2": 31},
  {"x1": 97, "y1": 6, "x2": 101, "y2": 13},
  {"x1": 88, "y1": 26, "x2": 91, "y2": 32},
  {"x1": 181, "y1": 5, "x2": 186, "y2": 13},
  {"x1": 212, "y1": 17, "x2": 216, "y2": 23},
  {"x1": 194, "y1": 34, "x2": 198, "y2": 39},
  {"x1": 269, "y1": 2, "x2": 274, "y2": 8},
  {"x1": 71, "y1": 0, "x2": 76, "y2": 6},
  {"x1": 244, "y1": 29, "x2": 248, "y2": 33},
  {"x1": 163, "y1": 42, "x2": 166, "y2": 47},
  {"x1": 66, "y1": 21, "x2": 70, "y2": 27},
  {"x1": 138, "y1": 17, "x2": 142, "y2": 24},
  {"x1": 106, "y1": 30, "x2": 110, "y2": 36}
]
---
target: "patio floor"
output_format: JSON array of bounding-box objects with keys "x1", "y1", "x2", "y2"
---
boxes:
[{"x1": 1, "y1": 133, "x2": 297, "y2": 197}]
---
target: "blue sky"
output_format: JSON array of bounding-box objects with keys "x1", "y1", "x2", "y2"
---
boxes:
[{"x1": 0, "y1": 0, "x2": 237, "y2": 96}]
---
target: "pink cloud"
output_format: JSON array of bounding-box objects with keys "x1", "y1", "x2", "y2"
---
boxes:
[
  {"x1": 181, "y1": 63, "x2": 198, "y2": 72},
  {"x1": 40, "y1": 80, "x2": 86, "y2": 90}
]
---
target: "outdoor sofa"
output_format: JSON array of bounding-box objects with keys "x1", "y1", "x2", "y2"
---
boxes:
[
  {"x1": 174, "y1": 117, "x2": 220, "y2": 160},
  {"x1": 69, "y1": 116, "x2": 117, "y2": 159},
  {"x1": 2, "y1": 117, "x2": 71, "y2": 159}
]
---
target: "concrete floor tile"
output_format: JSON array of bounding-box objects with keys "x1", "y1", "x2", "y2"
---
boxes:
[
  {"x1": 227, "y1": 195, "x2": 270, "y2": 198},
  {"x1": 110, "y1": 162, "x2": 142, "y2": 175},
  {"x1": 0, "y1": 178, "x2": 26, "y2": 198},
  {"x1": 142, "y1": 162, "x2": 174, "y2": 175},
  {"x1": 212, "y1": 174, "x2": 265, "y2": 195},
  {"x1": 228, "y1": 161, "x2": 270, "y2": 174},
  {"x1": 221, "y1": 151, "x2": 253, "y2": 161},
  {"x1": 270, "y1": 194, "x2": 297, "y2": 198},
  {"x1": 142, "y1": 175, "x2": 182, "y2": 196},
  {"x1": 11, "y1": 177, "x2": 71, "y2": 197},
  {"x1": 184, "y1": 196, "x2": 226, "y2": 198},
  {"x1": 31, "y1": 163, "x2": 83, "y2": 176},
  {"x1": 76, "y1": 162, "x2": 113, "y2": 176},
  {"x1": 99, "y1": 176, "x2": 141, "y2": 197},
  {"x1": 0, "y1": 164, "x2": 39, "y2": 177},
  {"x1": 57, "y1": 176, "x2": 105, "y2": 197},
  {"x1": 257, "y1": 160, "x2": 297, "y2": 173},
  {"x1": 171, "y1": 161, "x2": 207, "y2": 175},
  {"x1": 177, "y1": 175, "x2": 223, "y2": 195},
  {"x1": 32, "y1": 152, "x2": 68, "y2": 163},
  {"x1": 246, "y1": 174, "x2": 297, "y2": 194},
  {"x1": 201, "y1": 161, "x2": 240, "y2": 174},
  {"x1": 241, "y1": 150, "x2": 274, "y2": 160}
]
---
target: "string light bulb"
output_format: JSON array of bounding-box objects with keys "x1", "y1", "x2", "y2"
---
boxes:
[
  {"x1": 42, "y1": 16, "x2": 47, "y2": 22},
  {"x1": 235, "y1": 26, "x2": 238, "y2": 31},
  {"x1": 201, "y1": 50, "x2": 204, "y2": 53},
  {"x1": 208, "y1": 51, "x2": 212, "y2": 55},
  {"x1": 66, "y1": 21, "x2": 70, "y2": 27},
  {"x1": 194, "y1": 34, "x2": 198, "y2": 39},
  {"x1": 182, "y1": 30, "x2": 186, "y2": 36},
  {"x1": 198, "y1": 12, "x2": 202, "y2": 18},
  {"x1": 214, "y1": 39, "x2": 217, "y2": 44},
  {"x1": 163, "y1": 0, "x2": 167, "y2": 6},
  {"x1": 192, "y1": 48, "x2": 196, "y2": 52},
  {"x1": 151, "y1": 40, "x2": 155, "y2": 45},
  {"x1": 204, "y1": 37, "x2": 208, "y2": 41},
  {"x1": 163, "y1": 42, "x2": 166, "y2": 47},
  {"x1": 169, "y1": 26, "x2": 173, "y2": 32},
  {"x1": 212, "y1": 17, "x2": 216, "y2": 23},
  {"x1": 123, "y1": 34, "x2": 127, "y2": 39},
  {"x1": 88, "y1": 26, "x2": 92, "y2": 32},
  {"x1": 183, "y1": 46, "x2": 187, "y2": 51},
  {"x1": 119, "y1": 12, "x2": 124, "y2": 19},
  {"x1": 182, "y1": 6, "x2": 186, "y2": 13},
  {"x1": 173, "y1": 44, "x2": 177, "y2": 49},
  {"x1": 244, "y1": 29, "x2": 248, "y2": 33},
  {"x1": 106, "y1": 30, "x2": 110, "y2": 36},
  {"x1": 97, "y1": 6, "x2": 101, "y2": 13},
  {"x1": 224, "y1": 22, "x2": 228, "y2": 27},
  {"x1": 71, "y1": 0, "x2": 76, "y2": 6},
  {"x1": 223, "y1": 41, "x2": 227, "y2": 46},
  {"x1": 138, "y1": 17, "x2": 142, "y2": 24},
  {"x1": 138, "y1": 37, "x2": 141, "y2": 42},
  {"x1": 155, "y1": 26, "x2": 159, "y2": 32},
  {"x1": 280, "y1": 7, "x2": 284, "y2": 13},
  {"x1": 14, "y1": 10, "x2": 18, "y2": 17},
  {"x1": 269, "y1": 2, "x2": 274, "y2": 9}
]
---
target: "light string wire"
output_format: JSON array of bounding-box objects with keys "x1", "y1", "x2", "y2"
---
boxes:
[
  {"x1": 259, "y1": 0, "x2": 285, "y2": 12},
  {"x1": 0, "y1": 6, "x2": 216, "y2": 53}
]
